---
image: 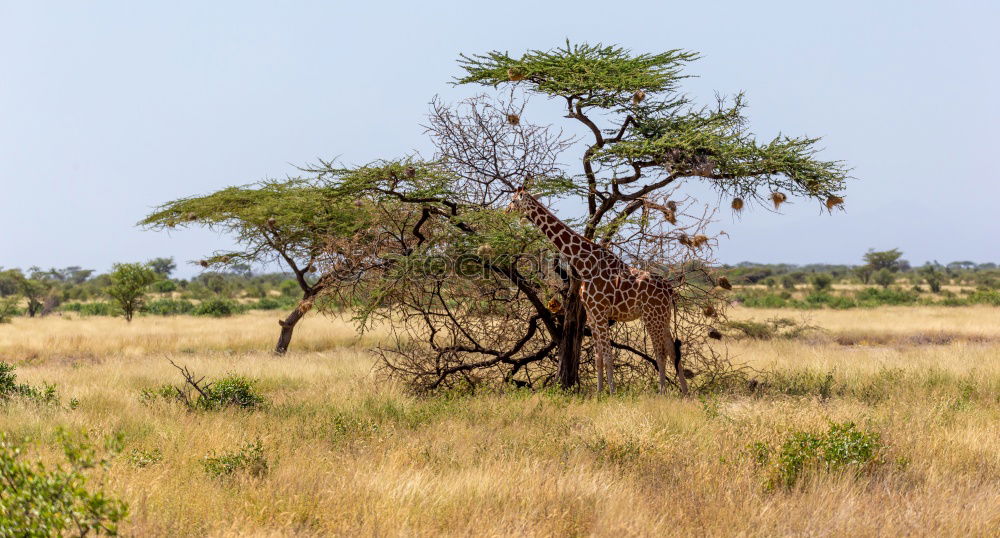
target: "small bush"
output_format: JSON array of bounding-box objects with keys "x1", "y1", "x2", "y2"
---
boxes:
[
  {"x1": 138, "y1": 384, "x2": 177, "y2": 405},
  {"x1": 201, "y1": 375, "x2": 265, "y2": 410},
  {"x1": 147, "y1": 364, "x2": 266, "y2": 412},
  {"x1": 0, "y1": 431, "x2": 128, "y2": 536},
  {"x1": 194, "y1": 298, "x2": 242, "y2": 317},
  {"x1": 758, "y1": 422, "x2": 885, "y2": 489},
  {"x1": 61, "y1": 302, "x2": 120, "y2": 316},
  {"x1": 811, "y1": 273, "x2": 833, "y2": 291},
  {"x1": 856, "y1": 287, "x2": 918, "y2": 306},
  {"x1": 150, "y1": 279, "x2": 178, "y2": 293},
  {"x1": 0, "y1": 297, "x2": 20, "y2": 323},
  {"x1": 968, "y1": 290, "x2": 1000, "y2": 306},
  {"x1": 142, "y1": 298, "x2": 195, "y2": 316},
  {"x1": 202, "y1": 440, "x2": 268, "y2": 478},
  {"x1": 249, "y1": 296, "x2": 295, "y2": 311},
  {"x1": 0, "y1": 362, "x2": 59, "y2": 406}
]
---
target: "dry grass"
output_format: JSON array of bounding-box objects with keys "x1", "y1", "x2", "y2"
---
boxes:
[{"x1": 1, "y1": 308, "x2": 998, "y2": 536}]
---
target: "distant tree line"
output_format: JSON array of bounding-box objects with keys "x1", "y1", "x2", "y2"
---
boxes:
[{"x1": 0, "y1": 258, "x2": 314, "y2": 325}]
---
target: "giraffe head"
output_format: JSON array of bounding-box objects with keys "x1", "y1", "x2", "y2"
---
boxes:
[{"x1": 505, "y1": 187, "x2": 531, "y2": 214}]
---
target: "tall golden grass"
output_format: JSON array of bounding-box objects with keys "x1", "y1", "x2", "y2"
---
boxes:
[{"x1": 1, "y1": 308, "x2": 998, "y2": 536}]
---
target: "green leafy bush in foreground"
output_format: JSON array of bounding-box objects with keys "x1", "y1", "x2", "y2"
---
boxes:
[
  {"x1": 142, "y1": 364, "x2": 265, "y2": 412},
  {"x1": 752, "y1": 422, "x2": 886, "y2": 489},
  {"x1": 0, "y1": 431, "x2": 128, "y2": 536},
  {"x1": 0, "y1": 362, "x2": 59, "y2": 406}
]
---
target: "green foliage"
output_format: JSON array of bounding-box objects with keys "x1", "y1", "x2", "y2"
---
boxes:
[
  {"x1": 873, "y1": 268, "x2": 895, "y2": 289},
  {"x1": 106, "y1": 263, "x2": 157, "y2": 322},
  {"x1": 457, "y1": 42, "x2": 698, "y2": 109},
  {"x1": 810, "y1": 273, "x2": 833, "y2": 291},
  {"x1": 920, "y1": 264, "x2": 944, "y2": 293},
  {"x1": 758, "y1": 422, "x2": 885, "y2": 489},
  {"x1": 138, "y1": 384, "x2": 177, "y2": 405},
  {"x1": 140, "y1": 179, "x2": 370, "y2": 276},
  {"x1": 456, "y1": 41, "x2": 848, "y2": 211},
  {"x1": 150, "y1": 279, "x2": 177, "y2": 293},
  {"x1": 146, "y1": 368, "x2": 265, "y2": 412},
  {"x1": 142, "y1": 298, "x2": 196, "y2": 316},
  {"x1": 856, "y1": 287, "x2": 918, "y2": 306},
  {"x1": 193, "y1": 297, "x2": 242, "y2": 317},
  {"x1": 0, "y1": 362, "x2": 59, "y2": 406},
  {"x1": 201, "y1": 440, "x2": 268, "y2": 479},
  {"x1": 201, "y1": 375, "x2": 265, "y2": 410},
  {"x1": 0, "y1": 296, "x2": 19, "y2": 323},
  {"x1": 863, "y1": 248, "x2": 904, "y2": 272},
  {"x1": 249, "y1": 296, "x2": 296, "y2": 310},
  {"x1": 62, "y1": 302, "x2": 119, "y2": 316},
  {"x1": 147, "y1": 257, "x2": 176, "y2": 277},
  {"x1": 0, "y1": 431, "x2": 128, "y2": 536}
]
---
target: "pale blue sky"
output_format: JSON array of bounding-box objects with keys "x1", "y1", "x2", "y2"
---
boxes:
[{"x1": 2, "y1": 1, "x2": 998, "y2": 277}]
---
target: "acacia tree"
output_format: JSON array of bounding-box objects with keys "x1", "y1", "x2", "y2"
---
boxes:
[
  {"x1": 106, "y1": 263, "x2": 157, "y2": 322},
  {"x1": 442, "y1": 42, "x2": 848, "y2": 388},
  {"x1": 140, "y1": 179, "x2": 371, "y2": 353},
  {"x1": 307, "y1": 43, "x2": 848, "y2": 392}
]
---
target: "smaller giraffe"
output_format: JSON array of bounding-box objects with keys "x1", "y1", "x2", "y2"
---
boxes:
[{"x1": 508, "y1": 187, "x2": 690, "y2": 395}]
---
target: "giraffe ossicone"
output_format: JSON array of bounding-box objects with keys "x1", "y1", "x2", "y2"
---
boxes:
[{"x1": 507, "y1": 188, "x2": 690, "y2": 395}]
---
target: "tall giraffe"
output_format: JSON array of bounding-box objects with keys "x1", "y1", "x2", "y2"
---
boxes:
[{"x1": 507, "y1": 187, "x2": 690, "y2": 395}]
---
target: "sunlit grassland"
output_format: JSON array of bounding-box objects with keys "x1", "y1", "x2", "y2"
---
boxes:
[{"x1": 1, "y1": 309, "x2": 998, "y2": 536}]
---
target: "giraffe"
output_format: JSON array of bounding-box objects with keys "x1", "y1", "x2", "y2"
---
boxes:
[{"x1": 507, "y1": 187, "x2": 690, "y2": 396}]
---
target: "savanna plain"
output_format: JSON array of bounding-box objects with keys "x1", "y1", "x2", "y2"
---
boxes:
[{"x1": 2, "y1": 306, "x2": 998, "y2": 536}]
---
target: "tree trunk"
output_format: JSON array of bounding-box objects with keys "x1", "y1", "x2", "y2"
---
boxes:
[
  {"x1": 556, "y1": 283, "x2": 586, "y2": 389},
  {"x1": 275, "y1": 295, "x2": 316, "y2": 354}
]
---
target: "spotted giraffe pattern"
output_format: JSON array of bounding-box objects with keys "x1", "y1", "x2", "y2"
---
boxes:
[{"x1": 508, "y1": 188, "x2": 690, "y2": 395}]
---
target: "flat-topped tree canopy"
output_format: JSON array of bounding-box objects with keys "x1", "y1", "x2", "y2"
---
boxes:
[
  {"x1": 456, "y1": 41, "x2": 849, "y2": 216},
  {"x1": 140, "y1": 178, "x2": 370, "y2": 272},
  {"x1": 457, "y1": 42, "x2": 698, "y2": 110}
]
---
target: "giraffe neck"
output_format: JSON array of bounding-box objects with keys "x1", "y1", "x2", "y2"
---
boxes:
[{"x1": 519, "y1": 193, "x2": 621, "y2": 276}]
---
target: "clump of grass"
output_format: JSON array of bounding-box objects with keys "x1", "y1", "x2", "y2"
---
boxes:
[
  {"x1": 202, "y1": 440, "x2": 268, "y2": 479},
  {"x1": 755, "y1": 422, "x2": 886, "y2": 489},
  {"x1": 127, "y1": 448, "x2": 163, "y2": 468},
  {"x1": 0, "y1": 430, "x2": 128, "y2": 535},
  {"x1": 0, "y1": 361, "x2": 59, "y2": 406}
]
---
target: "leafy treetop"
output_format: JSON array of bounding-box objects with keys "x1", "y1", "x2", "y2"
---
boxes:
[{"x1": 456, "y1": 41, "x2": 849, "y2": 218}]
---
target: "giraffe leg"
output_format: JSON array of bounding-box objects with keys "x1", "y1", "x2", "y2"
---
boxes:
[
  {"x1": 589, "y1": 317, "x2": 613, "y2": 394},
  {"x1": 665, "y1": 324, "x2": 690, "y2": 397},
  {"x1": 643, "y1": 315, "x2": 669, "y2": 394}
]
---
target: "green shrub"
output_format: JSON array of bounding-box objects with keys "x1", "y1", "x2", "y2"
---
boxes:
[
  {"x1": 249, "y1": 296, "x2": 295, "y2": 311},
  {"x1": 760, "y1": 422, "x2": 885, "y2": 489},
  {"x1": 810, "y1": 273, "x2": 833, "y2": 291},
  {"x1": 855, "y1": 287, "x2": 918, "y2": 306},
  {"x1": 0, "y1": 431, "x2": 128, "y2": 536},
  {"x1": 0, "y1": 297, "x2": 20, "y2": 323},
  {"x1": 138, "y1": 384, "x2": 177, "y2": 405},
  {"x1": 150, "y1": 279, "x2": 178, "y2": 293},
  {"x1": 147, "y1": 366, "x2": 265, "y2": 412},
  {"x1": 201, "y1": 375, "x2": 265, "y2": 410},
  {"x1": 202, "y1": 440, "x2": 268, "y2": 478},
  {"x1": 0, "y1": 362, "x2": 59, "y2": 406},
  {"x1": 967, "y1": 290, "x2": 1000, "y2": 306},
  {"x1": 194, "y1": 298, "x2": 242, "y2": 317},
  {"x1": 61, "y1": 302, "x2": 120, "y2": 316},
  {"x1": 142, "y1": 298, "x2": 196, "y2": 316}
]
